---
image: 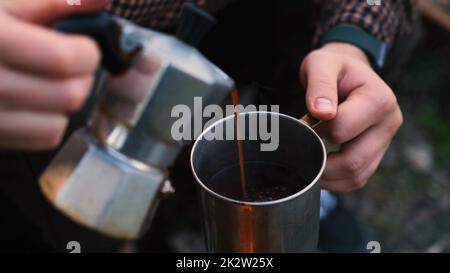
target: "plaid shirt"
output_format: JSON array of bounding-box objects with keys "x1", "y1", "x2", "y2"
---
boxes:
[{"x1": 106, "y1": 0, "x2": 417, "y2": 45}]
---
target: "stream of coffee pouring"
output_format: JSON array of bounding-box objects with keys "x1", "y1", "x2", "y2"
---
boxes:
[{"x1": 231, "y1": 88, "x2": 249, "y2": 200}]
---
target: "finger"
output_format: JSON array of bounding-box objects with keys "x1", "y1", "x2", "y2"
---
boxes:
[
  {"x1": 0, "y1": 0, "x2": 110, "y2": 24},
  {"x1": 315, "y1": 87, "x2": 393, "y2": 144},
  {"x1": 322, "y1": 112, "x2": 401, "y2": 181},
  {"x1": 321, "y1": 146, "x2": 388, "y2": 193},
  {"x1": 0, "y1": 66, "x2": 93, "y2": 112},
  {"x1": 0, "y1": 109, "x2": 68, "y2": 150},
  {"x1": 300, "y1": 51, "x2": 340, "y2": 120},
  {"x1": 0, "y1": 14, "x2": 100, "y2": 77}
]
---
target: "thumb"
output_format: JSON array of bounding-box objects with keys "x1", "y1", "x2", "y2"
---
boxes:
[
  {"x1": 300, "y1": 53, "x2": 339, "y2": 121},
  {"x1": 1, "y1": 0, "x2": 110, "y2": 24}
]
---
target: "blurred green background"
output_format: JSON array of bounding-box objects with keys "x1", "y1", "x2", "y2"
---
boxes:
[{"x1": 345, "y1": 1, "x2": 450, "y2": 252}]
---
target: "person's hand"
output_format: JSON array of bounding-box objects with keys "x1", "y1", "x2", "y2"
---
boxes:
[
  {"x1": 300, "y1": 42, "x2": 403, "y2": 192},
  {"x1": 0, "y1": 0, "x2": 109, "y2": 150}
]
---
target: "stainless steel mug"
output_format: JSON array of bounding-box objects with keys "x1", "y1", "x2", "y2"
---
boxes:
[{"x1": 191, "y1": 111, "x2": 326, "y2": 253}]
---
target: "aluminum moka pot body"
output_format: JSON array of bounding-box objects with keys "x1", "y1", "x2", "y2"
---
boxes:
[{"x1": 39, "y1": 9, "x2": 234, "y2": 239}]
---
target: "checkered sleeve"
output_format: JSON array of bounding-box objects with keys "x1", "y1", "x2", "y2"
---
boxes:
[
  {"x1": 105, "y1": 0, "x2": 207, "y2": 30},
  {"x1": 313, "y1": 0, "x2": 418, "y2": 45}
]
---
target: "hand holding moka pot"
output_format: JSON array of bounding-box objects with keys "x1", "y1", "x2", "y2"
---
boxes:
[{"x1": 39, "y1": 5, "x2": 234, "y2": 239}]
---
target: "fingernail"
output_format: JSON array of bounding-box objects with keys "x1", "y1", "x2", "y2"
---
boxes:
[{"x1": 314, "y1": 98, "x2": 335, "y2": 113}]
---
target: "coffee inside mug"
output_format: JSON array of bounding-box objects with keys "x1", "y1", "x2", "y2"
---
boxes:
[{"x1": 192, "y1": 111, "x2": 325, "y2": 204}]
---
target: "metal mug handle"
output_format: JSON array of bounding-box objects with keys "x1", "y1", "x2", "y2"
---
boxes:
[
  {"x1": 300, "y1": 113, "x2": 321, "y2": 129},
  {"x1": 300, "y1": 113, "x2": 339, "y2": 153}
]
